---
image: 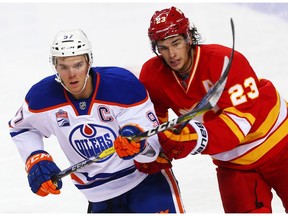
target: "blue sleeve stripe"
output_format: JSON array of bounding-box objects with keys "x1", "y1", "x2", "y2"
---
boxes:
[
  {"x1": 10, "y1": 129, "x2": 30, "y2": 138},
  {"x1": 75, "y1": 166, "x2": 136, "y2": 189}
]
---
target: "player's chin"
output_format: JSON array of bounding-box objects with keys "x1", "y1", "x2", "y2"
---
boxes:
[
  {"x1": 66, "y1": 84, "x2": 81, "y2": 93},
  {"x1": 168, "y1": 63, "x2": 183, "y2": 72}
]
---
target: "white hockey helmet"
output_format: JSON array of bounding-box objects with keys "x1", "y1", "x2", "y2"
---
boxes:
[{"x1": 50, "y1": 29, "x2": 93, "y2": 66}]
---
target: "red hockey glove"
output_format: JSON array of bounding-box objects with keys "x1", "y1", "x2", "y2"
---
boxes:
[
  {"x1": 114, "y1": 124, "x2": 147, "y2": 160},
  {"x1": 134, "y1": 152, "x2": 172, "y2": 174},
  {"x1": 158, "y1": 121, "x2": 208, "y2": 160},
  {"x1": 25, "y1": 150, "x2": 62, "y2": 197}
]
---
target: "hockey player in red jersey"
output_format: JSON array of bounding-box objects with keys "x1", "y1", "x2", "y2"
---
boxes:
[
  {"x1": 9, "y1": 29, "x2": 185, "y2": 213},
  {"x1": 139, "y1": 6, "x2": 288, "y2": 213}
]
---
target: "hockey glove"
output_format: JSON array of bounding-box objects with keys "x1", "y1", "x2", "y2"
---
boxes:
[
  {"x1": 114, "y1": 124, "x2": 147, "y2": 160},
  {"x1": 134, "y1": 152, "x2": 172, "y2": 174},
  {"x1": 25, "y1": 150, "x2": 62, "y2": 197},
  {"x1": 158, "y1": 121, "x2": 208, "y2": 160}
]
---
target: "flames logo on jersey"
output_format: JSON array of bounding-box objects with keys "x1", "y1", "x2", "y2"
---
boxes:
[{"x1": 69, "y1": 123, "x2": 116, "y2": 162}]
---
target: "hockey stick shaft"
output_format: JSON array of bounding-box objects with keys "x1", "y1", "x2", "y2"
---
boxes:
[
  {"x1": 53, "y1": 147, "x2": 115, "y2": 181},
  {"x1": 127, "y1": 18, "x2": 235, "y2": 141},
  {"x1": 174, "y1": 18, "x2": 235, "y2": 133}
]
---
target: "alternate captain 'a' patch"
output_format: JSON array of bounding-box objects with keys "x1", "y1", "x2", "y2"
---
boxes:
[{"x1": 56, "y1": 109, "x2": 70, "y2": 127}]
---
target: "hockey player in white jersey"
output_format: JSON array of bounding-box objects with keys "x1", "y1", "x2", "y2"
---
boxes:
[{"x1": 8, "y1": 29, "x2": 185, "y2": 213}]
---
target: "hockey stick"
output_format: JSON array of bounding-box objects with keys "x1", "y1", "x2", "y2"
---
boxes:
[
  {"x1": 127, "y1": 18, "x2": 235, "y2": 141},
  {"x1": 52, "y1": 146, "x2": 115, "y2": 181},
  {"x1": 53, "y1": 18, "x2": 235, "y2": 181}
]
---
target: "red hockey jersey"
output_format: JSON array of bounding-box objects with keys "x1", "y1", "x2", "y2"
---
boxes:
[{"x1": 140, "y1": 44, "x2": 288, "y2": 170}]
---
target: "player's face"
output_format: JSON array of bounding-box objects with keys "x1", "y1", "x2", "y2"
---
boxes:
[
  {"x1": 55, "y1": 55, "x2": 91, "y2": 97},
  {"x1": 156, "y1": 35, "x2": 191, "y2": 76}
]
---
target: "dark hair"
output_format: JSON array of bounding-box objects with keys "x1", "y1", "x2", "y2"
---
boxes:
[{"x1": 189, "y1": 25, "x2": 203, "y2": 47}]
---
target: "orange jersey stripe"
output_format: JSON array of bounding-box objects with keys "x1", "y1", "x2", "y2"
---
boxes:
[{"x1": 162, "y1": 169, "x2": 185, "y2": 213}]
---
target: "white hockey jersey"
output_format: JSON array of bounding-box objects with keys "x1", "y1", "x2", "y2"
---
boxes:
[{"x1": 9, "y1": 66, "x2": 160, "y2": 202}]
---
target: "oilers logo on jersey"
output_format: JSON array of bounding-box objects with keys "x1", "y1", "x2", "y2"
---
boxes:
[{"x1": 69, "y1": 123, "x2": 116, "y2": 162}]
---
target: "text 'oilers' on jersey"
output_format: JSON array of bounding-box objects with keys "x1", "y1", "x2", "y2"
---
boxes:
[
  {"x1": 9, "y1": 66, "x2": 160, "y2": 202},
  {"x1": 140, "y1": 44, "x2": 288, "y2": 170}
]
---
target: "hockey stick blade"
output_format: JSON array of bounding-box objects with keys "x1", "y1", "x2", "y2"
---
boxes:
[
  {"x1": 127, "y1": 18, "x2": 235, "y2": 141},
  {"x1": 53, "y1": 146, "x2": 115, "y2": 181}
]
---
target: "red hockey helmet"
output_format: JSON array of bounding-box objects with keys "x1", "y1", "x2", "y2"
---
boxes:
[{"x1": 148, "y1": 6, "x2": 190, "y2": 42}]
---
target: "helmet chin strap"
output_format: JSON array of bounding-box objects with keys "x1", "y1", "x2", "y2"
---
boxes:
[{"x1": 54, "y1": 66, "x2": 91, "y2": 95}]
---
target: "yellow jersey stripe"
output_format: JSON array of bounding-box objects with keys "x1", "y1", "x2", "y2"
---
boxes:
[
  {"x1": 231, "y1": 118, "x2": 288, "y2": 165},
  {"x1": 242, "y1": 92, "x2": 280, "y2": 143}
]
